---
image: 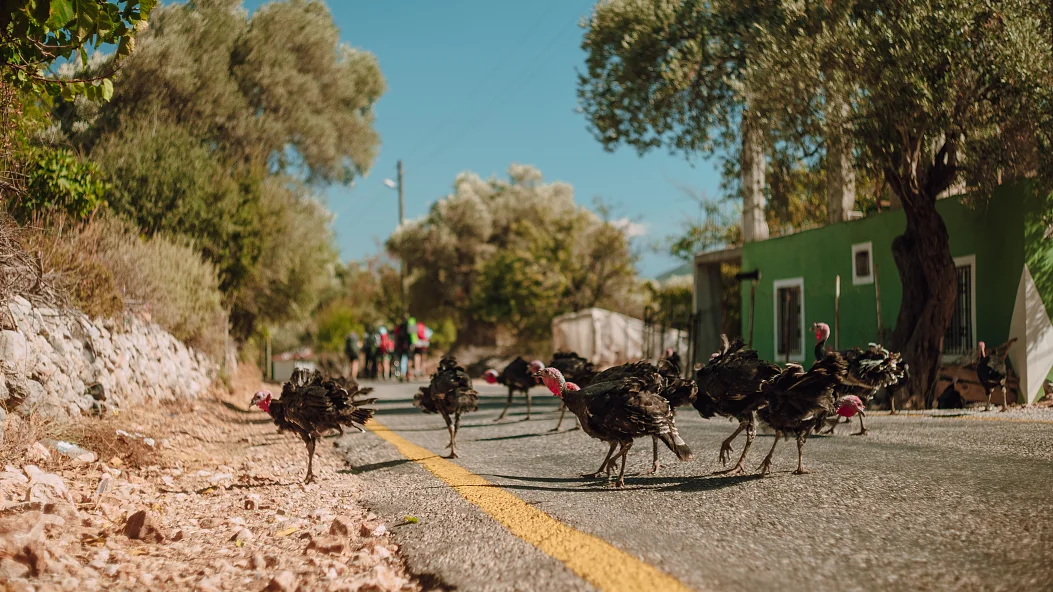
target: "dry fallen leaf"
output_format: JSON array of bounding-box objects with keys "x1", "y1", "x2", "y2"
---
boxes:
[{"x1": 275, "y1": 527, "x2": 298, "y2": 537}]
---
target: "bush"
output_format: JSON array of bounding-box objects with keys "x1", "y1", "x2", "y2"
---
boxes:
[
  {"x1": 314, "y1": 301, "x2": 362, "y2": 353},
  {"x1": 24, "y1": 215, "x2": 228, "y2": 358},
  {"x1": 12, "y1": 148, "x2": 108, "y2": 223}
]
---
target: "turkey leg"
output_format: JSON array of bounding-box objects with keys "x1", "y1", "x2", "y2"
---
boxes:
[
  {"x1": 449, "y1": 413, "x2": 462, "y2": 459},
  {"x1": 716, "y1": 418, "x2": 755, "y2": 475},
  {"x1": 440, "y1": 411, "x2": 457, "y2": 459},
  {"x1": 584, "y1": 442, "x2": 618, "y2": 479},
  {"x1": 758, "y1": 432, "x2": 781, "y2": 476},
  {"x1": 524, "y1": 389, "x2": 532, "y2": 421},
  {"x1": 718, "y1": 421, "x2": 748, "y2": 466},
  {"x1": 792, "y1": 432, "x2": 811, "y2": 475},
  {"x1": 1000, "y1": 386, "x2": 1009, "y2": 412},
  {"x1": 984, "y1": 388, "x2": 993, "y2": 412},
  {"x1": 647, "y1": 437, "x2": 661, "y2": 475},
  {"x1": 551, "y1": 404, "x2": 569, "y2": 431},
  {"x1": 852, "y1": 411, "x2": 869, "y2": 436},
  {"x1": 304, "y1": 436, "x2": 318, "y2": 484},
  {"x1": 614, "y1": 441, "x2": 634, "y2": 488},
  {"x1": 494, "y1": 387, "x2": 514, "y2": 422}
]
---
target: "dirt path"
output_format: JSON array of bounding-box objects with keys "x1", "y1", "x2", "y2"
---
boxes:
[{"x1": 0, "y1": 367, "x2": 422, "y2": 592}]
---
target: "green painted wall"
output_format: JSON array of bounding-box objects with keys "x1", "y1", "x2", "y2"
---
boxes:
[{"x1": 740, "y1": 186, "x2": 1027, "y2": 361}]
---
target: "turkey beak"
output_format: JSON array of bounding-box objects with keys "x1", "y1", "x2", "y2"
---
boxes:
[{"x1": 247, "y1": 401, "x2": 255, "y2": 410}]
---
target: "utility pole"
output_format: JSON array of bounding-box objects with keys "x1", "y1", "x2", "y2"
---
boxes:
[
  {"x1": 396, "y1": 160, "x2": 407, "y2": 314},
  {"x1": 396, "y1": 159, "x2": 405, "y2": 228}
]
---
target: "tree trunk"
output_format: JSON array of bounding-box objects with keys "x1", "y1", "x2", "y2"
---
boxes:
[
  {"x1": 825, "y1": 92, "x2": 856, "y2": 224},
  {"x1": 740, "y1": 110, "x2": 769, "y2": 242},
  {"x1": 889, "y1": 192, "x2": 957, "y2": 408}
]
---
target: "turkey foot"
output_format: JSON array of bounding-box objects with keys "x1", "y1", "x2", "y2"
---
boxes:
[
  {"x1": 585, "y1": 443, "x2": 618, "y2": 479},
  {"x1": 718, "y1": 441, "x2": 735, "y2": 465},
  {"x1": 713, "y1": 461, "x2": 745, "y2": 476},
  {"x1": 758, "y1": 433, "x2": 780, "y2": 476}
]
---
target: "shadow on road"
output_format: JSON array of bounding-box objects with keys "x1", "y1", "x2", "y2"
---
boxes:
[
  {"x1": 472, "y1": 430, "x2": 567, "y2": 442},
  {"x1": 339, "y1": 458, "x2": 413, "y2": 474},
  {"x1": 479, "y1": 472, "x2": 761, "y2": 493}
]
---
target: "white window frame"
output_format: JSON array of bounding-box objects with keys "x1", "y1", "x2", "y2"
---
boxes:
[
  {"x1": 851, "y1": 241, "x2": 874, "y2": 286},
  {"x1": 772, "y1": 277, "x2": 806, "y2": 363},
  {"x1": 941, "y1": 254, "x2": 978, "y2": 363}
]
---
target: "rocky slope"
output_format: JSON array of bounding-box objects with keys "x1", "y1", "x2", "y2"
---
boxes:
[
  {"x1": 0, "y1": 368, "x2": 419, "y2": 592},
  {"x1": 0, "y1": 296, "x2": 216, "y2": 424}
]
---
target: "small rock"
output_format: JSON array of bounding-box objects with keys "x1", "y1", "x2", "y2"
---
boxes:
[
  {"x1": 93, "y1": 475, "x2": 113, "y2": 502},
  {"x1": 123, "y1": 510, "x2": 166, "y2": 543},
  {"x1": 139, "y1": 573, "x2": 155, "y2": 587},
  {"x1": 0, "y1": 557, "x2": 30, "y2": 580},
  {"x1": 26, "y1": 442, "x2": 51, "y2": 463},
  {"x1": 305, "y1": 536, "x2": 347, "y2": 555},
  {"x1": 171, "y1": 530, "x2": 185, "y2": 542},
  {"x1": 329, "y1": 517, "x2": 354, "y2": 537},
  {"x1": 359, "y1": 521, "x2": 386, "y2": 537},
  {"x1": 251, "y1": 553, "x2": 266, "y2": 570},
  {"x1": 230, "y1": 528, "x2": 253, "y2": 543},
  {"x1": 264, "y1": 570, "x2": 297, "y2": 592}
]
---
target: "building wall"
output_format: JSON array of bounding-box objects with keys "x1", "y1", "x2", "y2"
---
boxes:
[{"x1": 740, "y1": 186, "x2": 1026, "y2": 362}]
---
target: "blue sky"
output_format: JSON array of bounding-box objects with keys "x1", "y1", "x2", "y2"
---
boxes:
[{"x1": 242, "y1": 0, "x2": 725, "y2": 278}]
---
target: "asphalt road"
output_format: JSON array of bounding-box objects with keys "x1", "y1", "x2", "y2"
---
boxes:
[{"x1": 339, "y1": 380, "x2": 1053, "y2": 592}]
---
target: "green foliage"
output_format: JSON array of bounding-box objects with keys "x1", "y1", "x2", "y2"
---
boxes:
[
  {"x1": 750, "y1": 0, "x2": 1053, "y2": 206},
  {"x1": 230, "y1": 177, "x2": 338, "y2": 339},
  {"x1": 387, "y1": 164, "x2": 638, "y2": 345},
  {"x1": 12, "y1": 147, "x2": 108, "y2": 222},
  {"x1": 577, "y1": 0, "x2": 737, "y2": 157},
  {"x1": 645, "y1": 276, "x2": 693, "y2": 330},
  {"x1": 0, "y1": 1, "x2": 155, "y2": 100},
  {"x1": 425, "y1": 317, "x2": 457, "y2": 352},
  {"x1": 92, "y1": 118, "x2": 263, "y2": 295},
  {"x1": 313, "y1": 301, "x2": 360, "y2": 354},
  {"x1": 45, "y1": 0, "x2": 387, "y2": 343},
  {"x1": 472, "y1": 248, "x2": 565, "y2": 341},
  {"x1": 73, "y1": 0, "x2": 385, "y2": 184}
]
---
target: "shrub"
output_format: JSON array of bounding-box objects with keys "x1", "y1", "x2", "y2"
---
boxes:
[
  {"x1": 12, "y1": 148, "x2": 108, "y2": 223},
  {"x1": 24, "y1": 215, "x2": 227, "y2": 358},
  {"x1": 314, "y1": 301, "x2": 362, "y2": 353}
]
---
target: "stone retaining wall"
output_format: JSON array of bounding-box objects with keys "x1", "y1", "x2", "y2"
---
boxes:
[{"x1": 0, "y1": 296, "x2": 216, "y2": 421}]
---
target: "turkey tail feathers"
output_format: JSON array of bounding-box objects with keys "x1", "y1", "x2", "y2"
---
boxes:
[{"x1": 658, "y1": 428, "x2": 694, "y2": 462}]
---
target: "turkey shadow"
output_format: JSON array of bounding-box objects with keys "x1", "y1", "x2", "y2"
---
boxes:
[
  {"x1": 219, "y1": 400, "x2": 255, "y2": 414},
  {"x1": 471, "y1": 430, "x2": 566, "y2": 442},
  {"x1": 338, "y1": 458, "x2": 411, "y2": 474},
  {"x1": 485, "y1": 471, "x2": 761, "y2": 493},
  {"x1": 654, "y1": 473, "x2": 763, "y2": 492}
]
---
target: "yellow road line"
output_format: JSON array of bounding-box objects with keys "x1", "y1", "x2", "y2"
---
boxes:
[{"x1": 366, "y1": 420, "x2": 696, "y2": 592}]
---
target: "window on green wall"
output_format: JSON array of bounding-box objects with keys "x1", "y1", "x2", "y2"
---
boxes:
[
  {"x1": 852, "y1": 242, "x2": 874, "y2": 285},
  {"x1": 943, "y1": 255, "x2": 977, "y2": 359},
  {"x1": 773, "y1": 277, "x2": 805, "y2": 362}
]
